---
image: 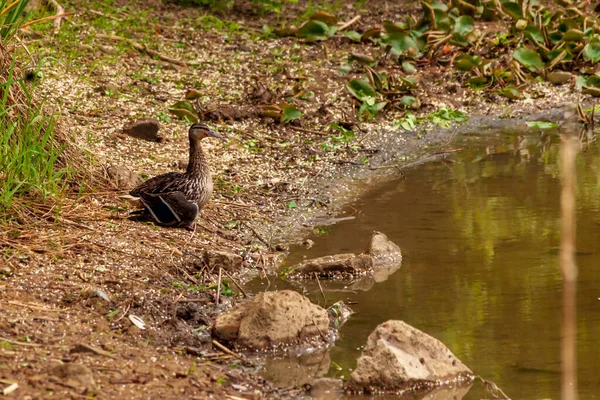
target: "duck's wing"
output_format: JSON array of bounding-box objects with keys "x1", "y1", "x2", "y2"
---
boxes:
[
  {"x1": 130, "y1": 172, "x2": 187, "y2": 197},
  {"x1": 138, "y1": 191, "x2": 199, "y2": 227}
]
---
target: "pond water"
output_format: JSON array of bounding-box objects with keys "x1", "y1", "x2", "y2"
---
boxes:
[{"x1": 249, "y1": 131, "x2": 600, "y2": 399}]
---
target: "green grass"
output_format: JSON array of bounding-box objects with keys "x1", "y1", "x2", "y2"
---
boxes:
[
  {"x1": 0, "y1": 63, "x2": 72, "y2": 215},
  {"x1": 0, "y1": 0, "x2": 30, "y2": 40}
]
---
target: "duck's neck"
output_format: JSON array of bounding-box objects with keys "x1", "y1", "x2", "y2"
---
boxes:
[{"x1": 186, "y1": 139, "x2": 208, "y2": 177}]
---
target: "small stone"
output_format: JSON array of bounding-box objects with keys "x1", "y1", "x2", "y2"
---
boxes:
[
  {"x1": 106, "y1": 165, "x2": 143, "y2": 190},
  {"x1": 50, "y1": 363, "x2": 96, "y2": 394},
  {"x1": 122, "y1": 118, "x2": 163, "y2": 142},
  {"x1": 94, "y1": 83, "x2": 120, "y2": 96},
  {"x1": 275, "y1": 243, "x2": 289, "y2": 252},
  {"x1": 547, "y1": 71, "x2": 572, "y2": 85},
  {"x1": 203, "y1": 250, "x2": 243, "y2": 272}
]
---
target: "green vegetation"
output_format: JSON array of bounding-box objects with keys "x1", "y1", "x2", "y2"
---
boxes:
[
  {"x1": 0, "y1": 0, "x2": 75, "y2": 216},
  {"x1": 0, "y1": 0, "x2": 30, "y2": 40},
  {"x1": 0, "y1": 89, "x2": 70, "y2": 212}
]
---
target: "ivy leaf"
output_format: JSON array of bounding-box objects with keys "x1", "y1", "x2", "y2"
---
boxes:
[
  {"x1": 454, "y1": 16, "x2": 474, "y2": 36},
  {"x1": 513, "y1": 47, "x2": 544, "y2": 72},
  {"x1": 384, "y1": 31, "x2": 421, "y2": 57},
  {"x1": 341, "y1": 30, "x2": 362, "y2": 42},
  {"x1": 347, "y1": 79, "x2": 377, "y2": 101},
  {"x1": 280, "y1": 104, "x2": 302, "y2": 123},
  {"x1": 583, "y1": 38, "x2": 600, "y2": 64},
  {"x1": 402, "y1": 61, "x2": 417, "y2": 75},
  {"x1": 454, "y1": 54, "x2": 481, "y2": 71},
  {"x1": 524, "y1": 26, "x2": 544, "y2": 44},
  {"x1": 498, "y1": 86, "x2": 524, "y2": 100},
  {"x1": 296, "y1": 20, "x2": 329, "y2": 40}
]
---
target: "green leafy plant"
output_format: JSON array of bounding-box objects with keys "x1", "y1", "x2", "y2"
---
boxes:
[
  {"x1": 526, "y1": 121, "x2": 559, "y2": 129},
  {"x1": 426, "y1": 107, "x2": 468, "y2": 128},
  {"x1": 280, "y1": 104, "x2": 303, "y2": 123},
  {"x1": 393, "y1": 112, "x2": 417, "y2": 130},
  {"x1": 330, "y1": 122, "x2": 355, "y2": 143},
  {"x1": 346, "y1": 79, "x2": 388, "y2": 121}
]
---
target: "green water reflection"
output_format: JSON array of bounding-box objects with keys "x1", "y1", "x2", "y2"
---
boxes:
[{"x1": 255, "y1": 133, "x2": 600, "y2": 398}]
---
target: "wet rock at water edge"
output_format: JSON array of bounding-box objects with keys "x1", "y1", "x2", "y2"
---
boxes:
[
  {"x1": 347, "y1": 320, "x2": 473, "y2": 394},
  {"x1": 288, "y1": 253, "x2": 373, "y2": 279},
  {"x1": 367, "y1": 231, "x2": 402, "y2": 264},
  {"x1": 122, "y1": 118, "x2": 163, "y2": 142},
  {"x1": 203, "y1": 250, "x2": 243, "y2": 272},
  {"x1": 212, "y1": 290, "x2": 329, "y2": 350},
  {"x1": 287, "y1": 231, "x2": 401, "y2": 281}
]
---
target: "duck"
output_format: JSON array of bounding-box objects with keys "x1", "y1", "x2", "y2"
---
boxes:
[{"x1": 126, "y1": 122, "x2": 224, "y2": 229}]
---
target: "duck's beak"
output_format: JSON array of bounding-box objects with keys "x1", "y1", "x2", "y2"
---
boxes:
[{"x1": 209, "y1": 128, "x2": 226, "y2": 140}]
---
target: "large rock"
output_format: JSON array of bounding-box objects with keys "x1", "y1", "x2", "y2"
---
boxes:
[
  {"x1": 348, "y1": 320, "x2": 473, "y2": 394},
  {"x1": 122, "y1": 118, "x2": 163, "y2": 142},
  {"x1": 212, "y1": 290, "x2": 329, "y2": 350}
]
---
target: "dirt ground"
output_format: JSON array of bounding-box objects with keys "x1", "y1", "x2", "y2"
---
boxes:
[{"x1": 0, "y1": 0, "x2": 594, "y2": 398}]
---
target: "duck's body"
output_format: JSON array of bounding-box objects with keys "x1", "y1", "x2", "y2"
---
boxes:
[
  {"x1": 130, "y1": 191, "x2": 200, "y2": 229},
  {"x1": 128, "y1": 123, "x2": 223, "y2": 228}
]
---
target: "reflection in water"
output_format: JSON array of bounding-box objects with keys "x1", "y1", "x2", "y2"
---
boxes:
[{"x1": 251, "y1": 133, "x2": 600, "y2": 399}]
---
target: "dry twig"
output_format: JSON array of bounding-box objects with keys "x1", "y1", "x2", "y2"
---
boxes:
[
  {"x1": 46, "y1": 0, "x2": 65, "y2": 34},
  {"x1": 215, "y1": 267, "x2": 222, "y2": 306},
  {"x1": 96, "y1": 34, "x2": 188, "y2": 67},
  {"x1": 0, "y1": 336, "x2": 42, "y2": 347},
  {"x1": 338, "y1": 15, "x2": 361, "y2": 31},
  {"x1": 212, "y1": 339, "x2": 244, "y2": 360},
  {"x1": 223, "y1": 269, "x2": 248, "y2": 298},
  {"x1": 314, "y1": 272, "x2": 326, "y2": 303}
]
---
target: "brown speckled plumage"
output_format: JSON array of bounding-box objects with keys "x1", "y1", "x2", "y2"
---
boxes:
[{"x1": 129, "y1": 123, "x2": 223, "y2": 226}]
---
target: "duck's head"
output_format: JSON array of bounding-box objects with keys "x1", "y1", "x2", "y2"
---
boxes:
[{"x1": 189, "y1": 123, "x2": 225, "y2": 141}]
